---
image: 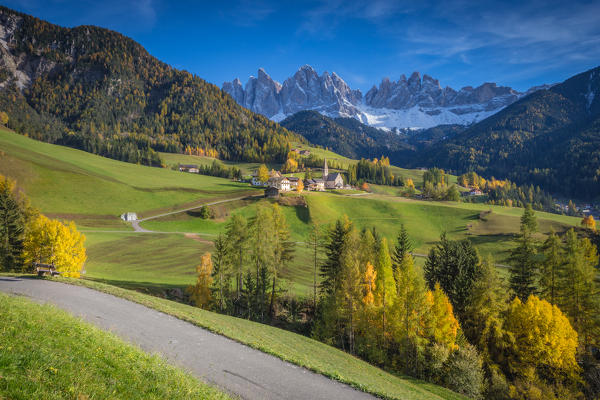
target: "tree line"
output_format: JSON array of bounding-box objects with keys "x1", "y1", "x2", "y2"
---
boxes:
[{"x1": 190, "y1": 202, "x2": 600, "y2": 399}]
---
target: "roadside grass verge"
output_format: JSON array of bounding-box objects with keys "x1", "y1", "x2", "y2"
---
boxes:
[
  {"x1": 44, "y1": 276, "x2": 467, "y2": 400},
  {"x1": 0, "y1": 292, "x2": 230, "y2": 400}
]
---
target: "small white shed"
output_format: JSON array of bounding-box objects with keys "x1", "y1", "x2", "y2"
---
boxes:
[{"x1": 121, "y1": 212, "x2": 138, "y2": 221}]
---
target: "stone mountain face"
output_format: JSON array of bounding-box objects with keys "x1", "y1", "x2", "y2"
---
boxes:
[
  {"x1": 223, "y1": 65, "x2": 362, "y2": 121},
  {"x1": 223, "y1": 66, "x2": 540, "y2": 129}
]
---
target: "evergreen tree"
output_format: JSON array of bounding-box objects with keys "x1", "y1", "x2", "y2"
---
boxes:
[
  {"x1": 374, "y1": 238, "x2": 396, "y2": 342},
  {"x1": 249, "y1": 206, "x2": 275, "y2": 322},
  {"x1": 539, "y1": 230, "x2": 562, "y2": 305},
  {"x1": 391, "y1": 224, "x2": 413, "y2": 278},
  {"x1": 339, "y1": 229, "x2": 362, "y2": 354},
  {"x1": 392, "y1": 249, "x2": 428, "y2": 374},
  {"x1": 320, "y1": 216, "x2": 352, "y2": 296},
  {"x1": 210, "y1": 234, "x2": 230, "y2": 312},
  {"x1": 424, "y1": 233, "x2": 481, "y2": 320},
  {"x1": 509, "y1": 205, "x2": 538, "y2": 301},
  {"x1": 225, "y1": 214, "x2": 248, "y2": 303},
  {"x1": 462, "y1": 256, "x2": 507, "y2": 354},
  {"x1": 558, "y1": 229, "x2": 600, "y2": 350},
  {"x1": 308, "y1": 222, "x2": 322, "y2": 308},
  {"x1": 0, "y1": 175, "x2": 26, "y2": 271},
  {"x1": 270, "y1": 204, "x2": 294, "y2": 318}
]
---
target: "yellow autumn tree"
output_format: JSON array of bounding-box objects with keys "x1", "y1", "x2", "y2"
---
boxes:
[
  {"x1": 425, "y1": 283, "x2": 459, "y2": 351},
  {"x1": 257, "y1": 164, "x2": 269, "y2": 183},
  {"x1": 282, "y1": 157, "x2": 298, "y2": 173},
  {"x1": 23, "y1": 214, "x2": 86, "y2": 278},
  {"x1": 0, "y1": 111, "x2": 8, "y2": 125},
  {"x1": 503, "y1": 295, "x2": 579, "y2": 381},
  {"x1": 362, "y1": 261, "x2": 376, "y2": 305},
  {"x1": 188, "y1": 252, "x2": 213, "y2": 308},
  {"x1": 405, "y1": 178, "x2": 415, "y2": 189},
  {"x1": 581, "y1": 215, "x2": 596, "y2": 231},
  {"x1": 296, "y1": 179, "x2": 304, "y2": 193}
]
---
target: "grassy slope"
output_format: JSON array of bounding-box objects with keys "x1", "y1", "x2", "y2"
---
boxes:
[
  {"x1": 0, "y1": 128, "x2": 259, "y2": 222},
  {"x1": 0, "y1": 293, "x2": 229, "y2": 400},
  {"x1": 139, "y1": 192, "x2": 578, "y2": 294},
  {"x1": 43, "y1": 276, "x2": 465, "y2": 400}
]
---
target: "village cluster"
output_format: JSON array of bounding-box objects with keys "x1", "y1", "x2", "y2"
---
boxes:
[{"x1": 250, "y1": 158, "x2": 353, "y2": 195}]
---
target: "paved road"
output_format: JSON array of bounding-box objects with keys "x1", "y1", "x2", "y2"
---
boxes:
[{"x1": 0, "y1": 277, "x2": 375, "y2": 400}]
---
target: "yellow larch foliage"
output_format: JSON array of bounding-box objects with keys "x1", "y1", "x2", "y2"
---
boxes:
[
  {"x1": 425, "y1": 283, "x2": 459, "y2": 350},
  {"x1": 24, "y1": 214, "x2": 86, "y2": 278},
  {"x1": 405, "y1": 178, "x2": 415, "y2": 189},
  {"x1": 581, "y1": 215, "x2": 596, "y2": 231},
  {"x1": 362, "y1": 261, "x2": 377, "y2": 305},
  {"x1": 296, "y1": 179, "x2": 304, "y2": 193},
  {"x1": 503, "y1": 295, "x2": 579, "y2": 380},
  {"x1": 188, "y1": 252, "x2": 213, "y2": 309}
]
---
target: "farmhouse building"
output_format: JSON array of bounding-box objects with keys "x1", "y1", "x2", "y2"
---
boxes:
[
  {"x1": 287, "y1": 176, "x2": 300, "y2": 190},
  {"x1": 268, "y1": 176, "x2": 291, "y2": 192},
  {"x1": 305, "y1": 178, "x2": 325, "y2": 191},
  {"x1": 179, "y1": 164, "x2": 199, "y2": 173}
]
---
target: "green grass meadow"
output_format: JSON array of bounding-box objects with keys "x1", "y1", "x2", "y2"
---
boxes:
[{"x1": 0, "y1": 292, "x2": 229, "y2": 400}]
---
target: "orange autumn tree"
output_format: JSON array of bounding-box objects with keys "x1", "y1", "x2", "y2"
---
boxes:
[
  {"x1": 188, "y1": 252, "x2": 213, "y2": 308},
  {"x1": 425, "y1": 283, "x2": 459, "y2": 351}
]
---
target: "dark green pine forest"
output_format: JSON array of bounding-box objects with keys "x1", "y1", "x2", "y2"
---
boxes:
[
  {"x1": 410, "y1": 66, "x2": 600, "y2": 200},
  {"x1": 0, "y1": 6, "x2": 299, "y2": 166}
]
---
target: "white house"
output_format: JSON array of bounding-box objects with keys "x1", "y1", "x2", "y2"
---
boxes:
[
  {"x1": 268, "y1": 177, "x2": 291, "y2": 192},
  {"x1": 121, "y1": 212, "x2": 137, "y2": 221},
  {"x1": 179, "y1": 164, "x2": 199, "y2": 173}
]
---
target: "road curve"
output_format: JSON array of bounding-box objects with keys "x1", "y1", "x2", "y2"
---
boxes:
[{"x1": 0, "y1": 277, "x2": 375, "y2": 400}]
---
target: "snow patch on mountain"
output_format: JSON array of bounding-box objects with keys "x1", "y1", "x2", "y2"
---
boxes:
[{"x1": 223, "y1": 66, "x2": 545, "y2": 131}]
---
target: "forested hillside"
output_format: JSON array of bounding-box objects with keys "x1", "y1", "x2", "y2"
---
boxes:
[
  {"x1": 0, "y1": 6, "x2": 299, "y2": 165},
  {"x1": 280, "y1": 110, "x2": 410, "y2": 159},
  {"x1": 412, "y1": 66, "x2": 600, "y2": 199}
]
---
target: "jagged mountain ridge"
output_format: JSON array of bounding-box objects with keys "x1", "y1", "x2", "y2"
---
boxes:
[{"x1": 223, "y1": 65, "x2": 545, "y2": 129}]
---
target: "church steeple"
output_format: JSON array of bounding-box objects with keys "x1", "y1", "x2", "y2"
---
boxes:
[{"x1": 323, "y1": 158, "x2": 328, "y2": 180}]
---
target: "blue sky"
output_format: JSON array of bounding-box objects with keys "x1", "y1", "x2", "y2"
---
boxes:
[{"x1": 5, "y1": 0, "x2": 600, "y2": 92}]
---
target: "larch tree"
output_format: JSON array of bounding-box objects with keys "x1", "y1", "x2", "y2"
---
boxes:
[
  {"x1": 308, "y1": 221, "x2": 322, "y2": 308},
  {"x1": 558, "y1": 229, "x2": 600, "y2": 350},
  {"x1": 502, "y1": 295, "x2": 580, "y2": 383},
  {"x1": 225, "y1": 214, "x2": 248, "y2": 302},
  {"x1": 270, "y1": 204, "x2": 294, "y2": 318},
  {"x1": 539, "y1": 230, "x2": 562, "y2": 305},
  {"x1": 23, "y1": 215, "x2": 86, "y2": 277},
  {"x1": 211, "y1": 234, "x2": 230, "y2": 312},
  {"x1": 462, "y1": 256, "x2": 507, "y2": 354},
  {"x1": 188, "y1": 252, "x2": 213, "y2": 309},
  {"x1": 392, "y1": 249, "x2": 428, "y2": 373},
  {"x1": 257, "y1": 164, "x2": 269, "y2": 183},
  {"x1": 425, "y1": 283, "x2": 459, "y2": 351},
  {"x1": 249, "y1": 205, "x2": 275, "y2": 321},
  {"x1": 339, "y1": 229, "x2": 362, "y2": 354},
  {"x1": 374, "y1": 238, "x2": 396, "y2": 342}
]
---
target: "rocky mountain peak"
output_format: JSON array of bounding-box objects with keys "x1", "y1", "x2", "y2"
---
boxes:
[{"x1": 223, "y1": 65, "x2": 542, "y2": 129}]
